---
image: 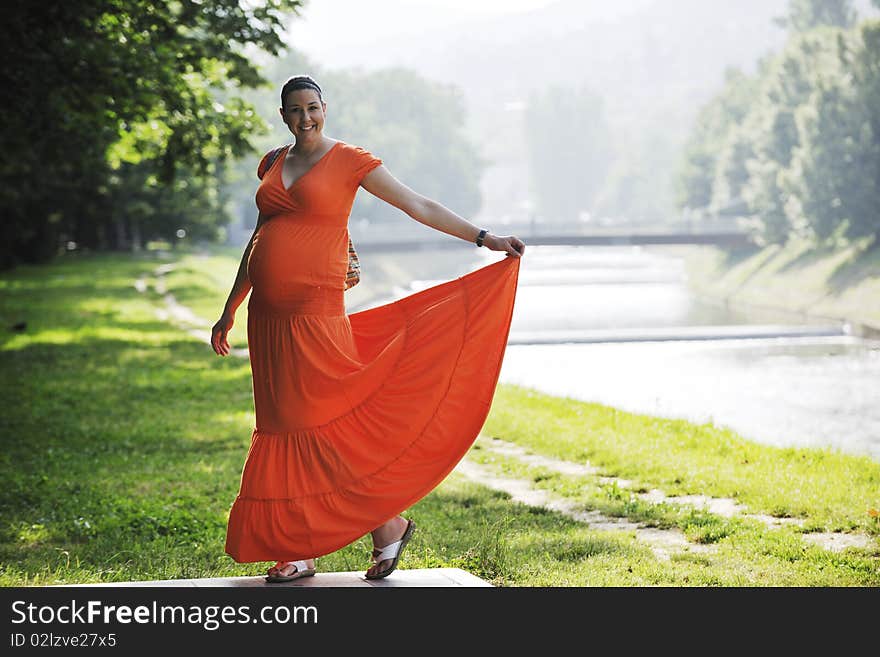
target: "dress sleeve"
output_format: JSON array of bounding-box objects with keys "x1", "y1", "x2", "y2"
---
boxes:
[{"x1": 351, "y1": 146, "x2": 383, "y2": 184}]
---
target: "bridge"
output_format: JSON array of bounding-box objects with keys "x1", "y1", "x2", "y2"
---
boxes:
[{"x1": 353, "y1": 225, "x2": 753, "y2": 252}]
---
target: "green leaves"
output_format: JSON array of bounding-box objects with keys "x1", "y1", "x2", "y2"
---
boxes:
[
  {"x1": 775, "y1": 0, "x2": 857, "y2": 34},
  {"x1": 676, "y1": 10, "x2": 880, "y2": 247},
  {"x1": 0, "y1": 0, "x2": 303, "y2": 267}
]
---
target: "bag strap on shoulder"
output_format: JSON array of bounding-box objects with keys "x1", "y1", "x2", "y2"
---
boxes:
[{"x1": 258, "y1": 144, "x2": 290, "y2": 179}]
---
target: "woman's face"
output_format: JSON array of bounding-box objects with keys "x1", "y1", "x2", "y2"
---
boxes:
[{"x1": 280, "y1": 89, "x2": 326, "y2": 141}]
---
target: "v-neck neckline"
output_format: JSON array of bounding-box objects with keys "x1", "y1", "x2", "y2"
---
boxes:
[{"x1": 279, "y1": 141, "x2": 341, "y2": 191}]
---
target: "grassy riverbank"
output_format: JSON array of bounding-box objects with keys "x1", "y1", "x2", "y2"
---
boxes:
[
  {"x1": 668, "y1": 236, "x2": 880, "y2": 333},
  {"x1": 1, "y1": 250, "x2": 877, "y2": 586}
]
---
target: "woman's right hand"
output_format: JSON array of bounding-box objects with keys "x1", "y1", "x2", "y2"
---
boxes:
[{"x1": 211, "y1": 311, "x2": 235, "y2": 356}]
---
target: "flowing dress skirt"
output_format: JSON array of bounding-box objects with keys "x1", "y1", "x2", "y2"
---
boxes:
[{"x1": 224, "y1": 218, "x2": 520, "y2": 562}]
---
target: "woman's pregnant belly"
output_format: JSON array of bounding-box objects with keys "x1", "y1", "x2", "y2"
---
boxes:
[
  {"x1": 247, "y1": 217, "x2": 348, "y2": 301},
  {"x1": 247, "y1": 217, "x2": 349, "y2": 313}
]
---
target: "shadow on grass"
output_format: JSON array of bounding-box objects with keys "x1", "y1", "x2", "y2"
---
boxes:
[
  {"x1": 773, "y1": 236, "x2": 879, "y2": 287},
  {"x1": 775, "y1": 242, "x2": 839, "y2": 275},
  {"x1": 0, "y1": 336, "x2": 255, "y2": 551},
  {"x1": 718, "y1": 244, "x2": 762, "y2": 268},
  {"x1": 405, "y1": 481, "x2": 638, "y2": 585},
  {"x1": 826, "y1": 236, "x2": 880, "y2": 296},
  {"x1": 0, "y1": 253, "x2": 262, "y2": 584}
]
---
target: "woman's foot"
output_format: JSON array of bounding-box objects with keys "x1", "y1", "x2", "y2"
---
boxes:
[
  {"x1": 266, "y1": 558, "x2": 316, "y2": 583},
  {"x1": 365, "y1": 516, "x2": 416, "y2": 579}
]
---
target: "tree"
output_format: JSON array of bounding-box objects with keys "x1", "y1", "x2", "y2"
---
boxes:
[
  {"x1": 710, "y1": 126, "x2": 755, "y2": 217},
  {"x1": 740, "y1": 28, "x2": 846, "y2": 244},
  {"x1": 676, "y1": 4, "x2": 880, "y2": 246},
  {"x1": 594, "y1": 118, "x2": 678, "y2": 225},
  {"x1": 675, "y1": 68, "x2": 756, "y2": 217},
  {"x1": 524, "y1": 85, "x2": 611, "y2": 224},
  {"x1": 781, "y1": 29, "x2": 880, "y2": 245},
  {"x1": 782, "y1": 78, "x2": 864, "y2": 241},
  {"x1": 850, "y1": 18, "x2": 880, "y2": 240},
  {"x1": 774, "y1": 0, "x2": 856, "y2": 33},
  {"x1": 0, "y1": 0, "x2": 303, "y2": 268}
]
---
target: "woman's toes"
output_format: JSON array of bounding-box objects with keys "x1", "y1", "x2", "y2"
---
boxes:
[{"x1": 367, "y1": 559, "x2": 389, "y2": 577}]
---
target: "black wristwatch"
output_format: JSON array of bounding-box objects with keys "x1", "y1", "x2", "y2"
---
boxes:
[{"x1": 476, "y1": 229, "x2": 488, "y2": 247}]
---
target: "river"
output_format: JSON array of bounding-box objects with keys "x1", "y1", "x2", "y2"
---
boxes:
[{"x1": 403, "y1": 244, "x2": 880, "y2": 462}]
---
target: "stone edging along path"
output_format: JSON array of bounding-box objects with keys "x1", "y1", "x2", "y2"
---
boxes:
[
  {"x1": 460, "y1": 439, "x2": 875, "y2": 558},
  {"x1": 137, "y1": 264, "x2": 877, "y2": 559}
]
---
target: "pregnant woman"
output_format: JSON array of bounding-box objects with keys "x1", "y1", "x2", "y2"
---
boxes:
[{"x1": 211, "y1": 75, "x2": 524, "y2": 582}]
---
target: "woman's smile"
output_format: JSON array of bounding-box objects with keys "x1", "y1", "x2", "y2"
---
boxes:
[{"x1": 280, "y1": 87, "x2": 326, "y2": 140}]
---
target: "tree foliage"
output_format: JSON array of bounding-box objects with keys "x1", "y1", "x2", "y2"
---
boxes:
[
  {"x1": 523, "y1": 85, "x2": 611, "y2": 223},
  {"x1": 593, "y1": 123, "x2": 677, "y2": 225},
  {"x1": 741, "y1": 28, "x2": 846, "y2": 243},
  {"x1": 0, "y1": 0, "x2": 302, "y2": 268},
  {"x1": 675, "y1": 1, "x2": 880, "y2": 246},
  {"x1": 774, "y1": 0, "x2": 857, "y2": 33},
  {"x1": 676, "y1": 69, "x2": 758, "y2": 215}
]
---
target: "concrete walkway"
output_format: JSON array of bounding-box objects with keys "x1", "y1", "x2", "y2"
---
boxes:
[{"x1": 55, "y1": 568, "x2": 493, "y2": 588}]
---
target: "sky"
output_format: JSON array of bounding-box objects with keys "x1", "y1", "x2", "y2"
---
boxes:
[
  {"x1": 283, "y1": 0, "x2": 639, "y2": 69},
  {"x1": 288, "y1": 0, "x2": 560, "y2": 37}
]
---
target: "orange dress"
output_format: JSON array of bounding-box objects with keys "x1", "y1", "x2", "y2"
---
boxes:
[{"x1": 224, "y1": 141, "x2": 520, "y2": 562}]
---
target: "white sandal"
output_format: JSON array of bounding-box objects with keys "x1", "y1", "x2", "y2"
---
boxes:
[
  {"x1": 365, "y1": 519, "x2": 416, "y2": 580},
  {"x1": 266, "y1": 560, "x2": 316, "y2": 583}
]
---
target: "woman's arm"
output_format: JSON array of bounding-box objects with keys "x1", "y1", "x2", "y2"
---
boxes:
[
  {"x1": 360, "y1": 166, "x2": 525, "y2": 258},
  {"x1": 210, "y1": 214, "x2": 266, "y2": 356}
]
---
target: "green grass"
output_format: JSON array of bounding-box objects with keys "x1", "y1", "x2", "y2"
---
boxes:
[
  {"x1": 482, "y1": 389, "x2": 880, "y2": 534},
  {"x1": 1, "y1": 250, "x2": 878, "y2": 586}
]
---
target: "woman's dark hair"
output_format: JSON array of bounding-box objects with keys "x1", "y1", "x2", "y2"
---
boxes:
[{"x1": 280, "y1": 75, "x2": 323, "y2": 106}]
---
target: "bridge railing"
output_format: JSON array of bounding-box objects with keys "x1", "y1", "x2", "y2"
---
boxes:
[{"x1": 349, "y1": 216, "x2": 752, "y2": 250}]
